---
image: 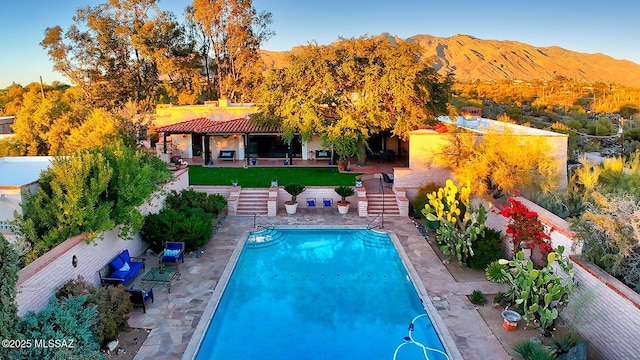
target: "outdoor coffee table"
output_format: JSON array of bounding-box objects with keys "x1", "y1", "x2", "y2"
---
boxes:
[{"x1": 140, "y1": 266, "x2": 180, "y2": 293}]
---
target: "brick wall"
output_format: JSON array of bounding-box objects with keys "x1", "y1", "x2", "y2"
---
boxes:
[
  {"x1": 487, "y1": 196, "x2": 639, "y2": 359},
  {"x1": 15, "y1": 169, "x2": 189, "y2": 316}
]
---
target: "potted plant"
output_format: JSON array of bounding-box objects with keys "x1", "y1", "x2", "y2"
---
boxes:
[
  {"x1": 283, "y1": 183, "x2": 306, "y2": 214},
  {"x1": 270, "y1": 178, "x2": 278, "y2": 187},
  {"x1": 251, "y1": 157, "x2": 257, "y2": 165},
  {"x1": 231, "y1": 179, "x2": 239, "y2": 187},
  {"x1": 158, "y1": 263, "x2": 166, "y2": 274},
  {"x1": 334, "y1": 185, "x2": 355, "y2": 214}
]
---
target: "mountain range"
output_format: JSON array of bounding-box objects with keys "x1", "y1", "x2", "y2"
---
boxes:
[{"x1": 260, "y1": 33, "x2": 640, "y2": 88}]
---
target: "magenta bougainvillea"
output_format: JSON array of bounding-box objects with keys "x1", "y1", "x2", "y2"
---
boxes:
[{"x1": 497, "y1": 193, "x2": 553, "y2": 256}]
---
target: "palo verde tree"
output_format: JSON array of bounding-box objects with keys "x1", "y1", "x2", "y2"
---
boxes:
[
  {"x1": 442, "y1": 124, "x2": 563, "y2": 197},
  {"x1": 254, "y1": 35, "x2": 454, "y2": 164},
  {"x1": 41, "y1": 0, "x2": 194, "y2": 109},
  {"x1": 188, "y1": 0, "x2": 274, "y2": 101}
]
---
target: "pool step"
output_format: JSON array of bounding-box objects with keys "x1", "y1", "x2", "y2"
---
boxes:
[
  {"x1": 246, "y1": 228, "x2": 286, "y2": 248},
  {"x1": 353, "y1": 229, "x2": 393, "y2": 248}
]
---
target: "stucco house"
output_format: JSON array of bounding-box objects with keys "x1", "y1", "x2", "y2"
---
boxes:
[{"x1": 153, "y1": 99, "x2": 403, "y2": 166}]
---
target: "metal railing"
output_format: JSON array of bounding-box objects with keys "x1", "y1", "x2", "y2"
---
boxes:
[
  {"x1": 367, "y1": 213, "x2": 384, "y2": 230},
  {"x1": 253, "y1": 213, "x2": 275, "y2": 230}
]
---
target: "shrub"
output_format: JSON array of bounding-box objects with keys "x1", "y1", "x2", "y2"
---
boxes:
[
  {"x1": 0, "y1": 235, "x2": 19, "y2": 359},
  {"x1": 55, "y1": 277, "x2": 133, "y2": 348},
  {"x1": 13, "y1": 142, "x2": 171, "y2": 264},
  {"x1": 467, "y1": 228, "x2": 503, "y2": 270},
  {"x1": 165, "y1": 189, "x2": 226, "y2": 216},
  {"x1": 497, "y1": 195, "x2": 552, "y2": 257},
  {"x1": 512, "y1": 338, "x2": 555, "y2": 360},
  {"x1": 142, "y1": 207, "x2": 213, "y2": 252},
  {"x1": 13, "y1": 296, "x2": 102, "y2": 359},
  {"x1": 469, "y1": 290, "x2": 486, "y2": 305}
]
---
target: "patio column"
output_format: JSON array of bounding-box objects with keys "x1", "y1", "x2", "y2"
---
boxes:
[
  {"x1": 244, "y1": 133, "x2": 250, "y2": 166},
  {"x1": 203, "y1": 135, "x2": 211, "y2": 164},
  {"x1": 163, "y1": 133, "x2": 167, "y2": 154}
]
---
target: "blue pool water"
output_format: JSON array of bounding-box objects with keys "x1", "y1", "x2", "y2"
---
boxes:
[{"x1": 195, "y1": 228, "x2": 448, "y2": 360}]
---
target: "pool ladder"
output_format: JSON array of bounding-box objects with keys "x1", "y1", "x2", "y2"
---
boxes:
[{"x1": 253, "y1": 213, "x2": 275, "y2": 230}]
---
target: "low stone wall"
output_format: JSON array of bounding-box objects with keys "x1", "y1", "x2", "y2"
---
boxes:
[
  {"x1": 15, "y1": 169, "x2": 189, "y2": 316},
  {"x1": 486, "y1": 196, "x2": 639, "y2": 359}
]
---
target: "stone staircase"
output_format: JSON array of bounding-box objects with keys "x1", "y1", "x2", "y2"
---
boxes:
[
  {"x1": 236, "y1": 189, "x2": 269, "y2": 216},
  {"x1": 366, "y1": 191, "x2": 400, "y2": 216}
]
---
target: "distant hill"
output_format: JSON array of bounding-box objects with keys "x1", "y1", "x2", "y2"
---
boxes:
[{"x1": 260, "y1": 33, "x2": 640, "y2": 88}]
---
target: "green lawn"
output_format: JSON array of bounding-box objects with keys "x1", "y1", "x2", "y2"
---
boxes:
[{"x1": 188, "y1": 166, "x2": 362, "y2": 187}]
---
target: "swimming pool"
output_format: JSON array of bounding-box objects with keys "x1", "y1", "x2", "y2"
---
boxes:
[{"x1": 192, "y1": 228, "x2": 449, "y2": 360}]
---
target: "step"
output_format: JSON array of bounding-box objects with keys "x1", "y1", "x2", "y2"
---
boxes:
[
  {"x1": 236, "y1": 189, "x2": 269, "y2": 216},
  {"x1": 246, "y1": 229, "x2": 286, "y2": 248},
  {"x1": 352, "y1": 229, "x2": 393, "y2": 248}
]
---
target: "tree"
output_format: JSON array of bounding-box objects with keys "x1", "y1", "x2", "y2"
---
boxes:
[
  {"x1": 189, "y1": 0, "x2": 274, "y2": 101},
  {"x1": 65, "y1": 108, "x2": 119, "y2": 152},
  {"x1": 255, "y1": 36, "x2": 453, "y2": 163},
  {"x1": 41, "y1": 0, "x2": 190, "y2": 109},
  {"x1": 444, "y1": 126, "x2": 562, "y2": 197}
]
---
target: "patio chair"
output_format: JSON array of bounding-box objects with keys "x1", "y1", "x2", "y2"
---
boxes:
[
  {"x1": 323, "y1": 198, "x2": 333, "y2": 214},
  {"x1": 126, "y1": 287, "x2": 154, "y2": 313},
  {"x1": 160, "y1": 241, "x2": 185, "y2": 265},
  {"x1": 306, "y1": 198, "x2": 317, "y2": 214}
]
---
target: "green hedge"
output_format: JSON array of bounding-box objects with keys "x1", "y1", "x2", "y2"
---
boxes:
[{"x1": 142, "y1": 189, "x2": 226, "y2": 252}]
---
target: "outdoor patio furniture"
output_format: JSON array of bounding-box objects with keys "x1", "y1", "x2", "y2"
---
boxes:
[
  {"x1": 306, "y1": 198, "x2": 317, "y2": 213},
  {"x1": 315, "y1": 150, "x2": 332, "y2": 162},
  {"x1": 160, "y1": 241, "x2": 185, "y2": 265},
  {"x1": 126, "y1": 287, "x2": 154, "y2": 313},
  {"x1": 141, "y1": 266, "x2": 180, "y2": 293},
  {"x1": 217, "y1": 150, "x2": 236, "y2": 161},
  {"x1": 98, "y1": 249, "x2": 146, "y2": 286},
  {"x1": 323, "y1": 198, "x2": 333, "y2": 213}
]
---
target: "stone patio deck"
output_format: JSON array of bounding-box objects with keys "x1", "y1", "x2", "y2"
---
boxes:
[{"x1": 128, "y1": 213, "x2": 509, "y2": 360}]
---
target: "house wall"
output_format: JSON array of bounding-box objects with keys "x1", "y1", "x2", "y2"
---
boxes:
[
  {"x1": 14, "y1": 169, "x2": 189, "y2": 316},
  {"x1": 486, "y1": 196, "x2": 639, "y2": 360}
]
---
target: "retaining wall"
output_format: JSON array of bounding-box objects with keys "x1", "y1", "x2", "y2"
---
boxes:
[{"x1": 487, "y1": 196, "x2": 639, "y2": 360}]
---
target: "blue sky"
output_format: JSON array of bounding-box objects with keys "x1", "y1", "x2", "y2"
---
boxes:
[{"x1": 1, "y1": 0, "x2": 638, "y2": 88}]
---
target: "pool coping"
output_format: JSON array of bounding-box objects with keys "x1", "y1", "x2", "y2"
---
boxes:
[{"x1": 182, "y1": 225, "x2": 463, "y2": 360}]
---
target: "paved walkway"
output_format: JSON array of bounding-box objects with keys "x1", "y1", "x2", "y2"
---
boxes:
[{"x1": 129, "y1": 214, "x2": 509, "y2": 360}]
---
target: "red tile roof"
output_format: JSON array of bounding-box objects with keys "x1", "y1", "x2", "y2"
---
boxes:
[
  {"x1": 155, "y1": 118, "x2": 212, "y2": 133},
  {"x1": 155, "y1": 117, "x2": 281, "y2": 134}
]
